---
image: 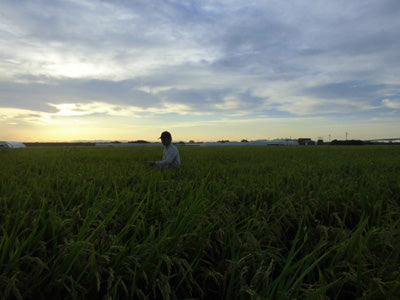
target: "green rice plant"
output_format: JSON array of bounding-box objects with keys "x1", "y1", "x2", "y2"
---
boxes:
[{"x1": 0, "y1": 146, "x2": 400, "y2": 299}]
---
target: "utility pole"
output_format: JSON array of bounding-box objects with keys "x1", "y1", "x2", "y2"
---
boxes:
[
  {"x1": 328, "y1": 134, "x2": 331, "y2": 141},
  {"x1": 346, "y1": 132, "x2": 348, "y2": 140}
]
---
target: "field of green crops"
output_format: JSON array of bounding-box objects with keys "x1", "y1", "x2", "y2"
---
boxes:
[{"x1": 1, "y1": 146, "x2": 400, "y2": 299}]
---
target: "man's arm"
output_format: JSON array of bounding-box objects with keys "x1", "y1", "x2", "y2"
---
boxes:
[{"x1": 155, "y1": 148, "x2": 177, "y2": 167}]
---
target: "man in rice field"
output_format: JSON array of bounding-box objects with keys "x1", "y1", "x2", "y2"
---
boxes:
[{"x1": 149, "y1": 131, "x2": 181, "y2": 168}]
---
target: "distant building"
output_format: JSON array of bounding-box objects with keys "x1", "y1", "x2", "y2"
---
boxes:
[
  {"x1": 0, "y1": 141, "x2": 26, "y2": 148},
  {"x1": 298, "y1": 138, "x2": 315, "y2": 145}
]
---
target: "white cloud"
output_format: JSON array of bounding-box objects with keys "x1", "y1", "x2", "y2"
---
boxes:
[
  {"x1": 0, "y1": 100, "x2": 212, "y2": 127},
  {"x1": 48, "y1": 102, "x2": 136, "y2": 117},
  {"x1": 382, "y1": 99, "x2": 400, "y2": 109}
]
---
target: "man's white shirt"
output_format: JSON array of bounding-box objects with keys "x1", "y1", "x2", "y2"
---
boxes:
[{"x1": 155, "y1": 143, "x2": 181, "y2": 168}]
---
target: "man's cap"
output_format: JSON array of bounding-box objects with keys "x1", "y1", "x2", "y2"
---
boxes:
[{"x1": 159, "y1": 131, "x2": 172, "y2": 139}]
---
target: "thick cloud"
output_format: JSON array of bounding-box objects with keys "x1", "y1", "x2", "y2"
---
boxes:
[
  {"x1": 1, "y1": 0, "x2": 399, "y2": 134},
  {"x1": 157, "y1": 88, "x2": 267, "y2": 115}
]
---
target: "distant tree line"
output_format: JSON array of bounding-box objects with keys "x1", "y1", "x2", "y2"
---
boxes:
[
  {"x1": 330, "y1": 139, "x2": 368, "y2": 145},
  {"x1": 128, "y1": 140, "x2": 150, "y2": 144},
  {"x1": 330, "y1": 139, "x2": 400, "y2": 146},
  {"x1": 24, "y1": 142, "x2": 95, "y2": 147}
]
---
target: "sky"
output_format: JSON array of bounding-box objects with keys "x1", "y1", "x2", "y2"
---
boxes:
[{"x1": 1, "y1": 0, "x2": 399, "y2": 142}]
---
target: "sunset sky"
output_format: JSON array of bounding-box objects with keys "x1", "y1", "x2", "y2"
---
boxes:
[{"x1": 1, "y1": 0, "x2": 399, "y2": 142}]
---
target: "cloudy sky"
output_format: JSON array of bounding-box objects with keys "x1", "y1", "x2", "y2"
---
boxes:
[{"x1": 1, "y1": 0, "x2": 399, "y2": 142}]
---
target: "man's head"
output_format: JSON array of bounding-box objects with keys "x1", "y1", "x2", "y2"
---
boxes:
[{"x1": 159, "y1": 131, "x2": 172, "y2": 146}]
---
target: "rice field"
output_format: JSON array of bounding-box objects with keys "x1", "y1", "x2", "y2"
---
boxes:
[{"x1": 1, "y1": 145, "x2": 400, "y2": 299}]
